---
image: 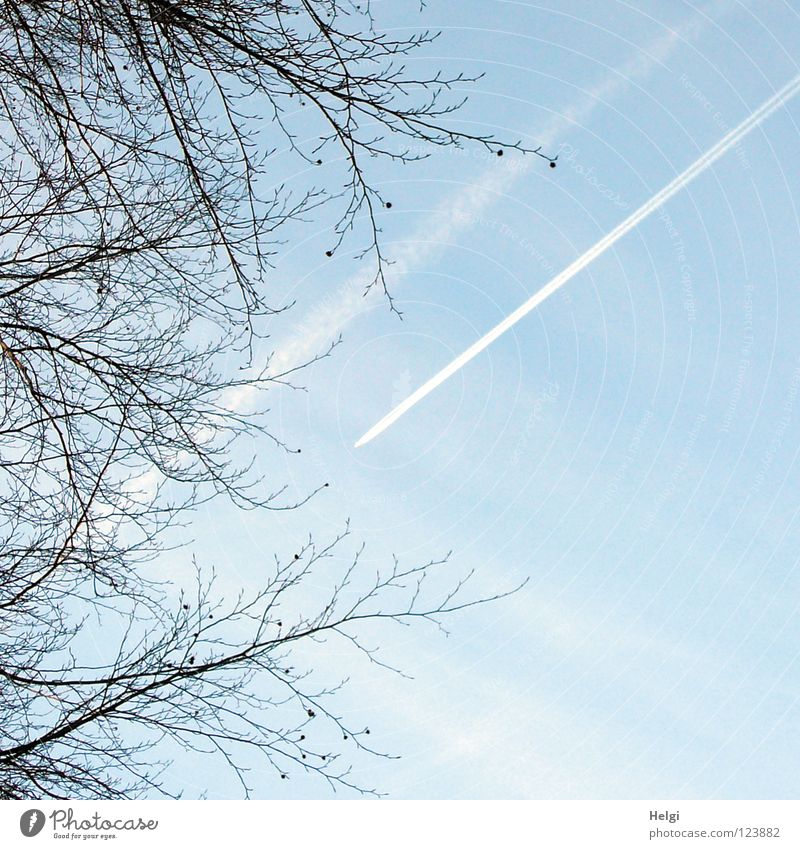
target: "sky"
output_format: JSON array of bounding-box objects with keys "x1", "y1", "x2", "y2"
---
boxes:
[{"x1": 159, "y1": 0, "x2": 800, "y2": 798}]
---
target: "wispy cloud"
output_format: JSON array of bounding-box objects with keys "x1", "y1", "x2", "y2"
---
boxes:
[{"x1": 266, "y1": 0, "x2": 730, "y2": 382}]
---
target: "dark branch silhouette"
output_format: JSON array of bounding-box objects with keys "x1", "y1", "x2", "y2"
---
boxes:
[{"x1": 0, "y1": 0, "x2": 539, "y2": 799}]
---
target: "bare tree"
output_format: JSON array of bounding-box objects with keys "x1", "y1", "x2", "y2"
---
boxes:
[{"x1": 0, "y1": 0, "x2": 542, "y2": 799}]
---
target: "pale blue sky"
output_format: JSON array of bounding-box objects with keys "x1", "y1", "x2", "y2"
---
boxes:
[{"x1": 163, "y1": 0, "x2": 800, "y2": 798}]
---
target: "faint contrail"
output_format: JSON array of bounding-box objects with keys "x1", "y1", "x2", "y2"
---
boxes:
[{"x1": 355, "y1": 74, "x2": 800, "y2": 448}]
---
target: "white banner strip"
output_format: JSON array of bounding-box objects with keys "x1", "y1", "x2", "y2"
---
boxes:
[{"x1": 3, "y1": 799, "x2": 799, "y2": 848}]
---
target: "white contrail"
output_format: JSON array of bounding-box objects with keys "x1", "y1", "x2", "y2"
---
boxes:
[{"x1": 355, "y1": 74, "x2": 800, "y2": 448}]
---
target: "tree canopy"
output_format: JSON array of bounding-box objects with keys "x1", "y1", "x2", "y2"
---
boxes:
[{"x1": 0, "y1": 0, "x2": 543, "y2": 798}]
